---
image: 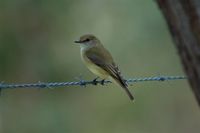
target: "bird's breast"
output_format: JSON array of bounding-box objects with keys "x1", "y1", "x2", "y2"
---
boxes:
[{"x1": 81, "y1": 50, "x2": 108, "y2": 79}]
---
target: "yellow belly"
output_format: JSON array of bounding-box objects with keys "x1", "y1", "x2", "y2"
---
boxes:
[
  {"x1": 86, "y1": 62, "x2": 108, "y2": 79},
  {"x1": 81, "y1": 53, "x2": 108, "y2": 79}
]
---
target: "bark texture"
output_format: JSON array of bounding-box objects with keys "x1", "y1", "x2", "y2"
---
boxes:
[{"x1": 156, "y1": 0, "x2": 200, "y2": 105}]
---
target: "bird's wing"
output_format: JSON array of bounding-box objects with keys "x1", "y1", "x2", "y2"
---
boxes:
[
  {"x1": 85, "y1": 48, "x2": 134, "y2": 101},
  {"x1": 85, "y1": 51, "x2": 129, "y2": 89}
]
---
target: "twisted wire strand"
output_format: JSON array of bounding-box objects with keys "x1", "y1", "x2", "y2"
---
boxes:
[{"x1": 0, "y1": 76, "x2": 187, "y2": 89}]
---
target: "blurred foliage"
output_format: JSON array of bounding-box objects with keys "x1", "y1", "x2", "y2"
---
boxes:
[{"x1": 0, "y1": 0, "x2": 200, "y2": 133}]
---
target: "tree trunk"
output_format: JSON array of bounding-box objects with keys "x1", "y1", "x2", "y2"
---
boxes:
[{"x1": 156, "y1": 0, "x2": 200, "y2": 105}]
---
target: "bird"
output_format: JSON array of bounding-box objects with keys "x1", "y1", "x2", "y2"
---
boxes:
[{"x1": 75, "y1": 34, "x2": 134, "y2": 101}]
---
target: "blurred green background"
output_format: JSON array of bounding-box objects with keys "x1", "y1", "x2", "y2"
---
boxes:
[{"x1": 0, "y1": 0, "x2": 199, "y2": 133}]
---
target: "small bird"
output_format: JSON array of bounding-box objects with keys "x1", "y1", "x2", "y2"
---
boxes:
[{"x1": 75, "y1": 34, "x2": 134, "y2": 101}]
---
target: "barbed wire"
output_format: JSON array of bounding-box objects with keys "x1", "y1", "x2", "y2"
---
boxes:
[{"x1": 0, "y1": 76, "x2": 187, "y2": 90}]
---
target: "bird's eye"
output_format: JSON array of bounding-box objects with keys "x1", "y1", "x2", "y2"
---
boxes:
[{"x1": 84, "y1": 38, "x2": 90, "y2": 42}]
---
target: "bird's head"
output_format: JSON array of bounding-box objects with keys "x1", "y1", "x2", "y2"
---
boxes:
[{"x1": 75, "y1": 34, "x2": 100, "y2": 48}]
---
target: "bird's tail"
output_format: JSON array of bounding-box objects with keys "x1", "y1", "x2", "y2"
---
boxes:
[
  {"x1": 111, "y1": 77, "x2": 134, "y2": 101},
  {"x1": 122, "y1": 85, "x2": 134, "y2": 101}
]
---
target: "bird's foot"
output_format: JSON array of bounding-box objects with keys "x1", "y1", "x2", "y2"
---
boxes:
[
  {"x1": 92, "y1": 77, "x2": 99, "y2": 85},
  {"x1": 100, "y1": 79, "x2": 105, "y2": 85}
]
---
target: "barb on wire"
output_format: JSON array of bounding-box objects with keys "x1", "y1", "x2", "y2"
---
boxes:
[{"x1": 0, "y1": 75, "x2": 187, "y2": 90}]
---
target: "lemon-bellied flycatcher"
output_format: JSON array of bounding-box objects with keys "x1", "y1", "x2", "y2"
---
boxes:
[{"x1": 75, "y1": 34, "x2": 134, "y2": 101}]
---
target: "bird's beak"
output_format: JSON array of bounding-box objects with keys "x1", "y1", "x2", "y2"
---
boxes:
[{"x1": 74, "y1": 40, "x2": 82, "y2": 43}]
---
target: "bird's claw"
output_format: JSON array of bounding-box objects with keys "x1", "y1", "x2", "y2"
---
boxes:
[
  {"x1": 100, "y1": 79, "x2": 105, "y2": 85},
  {"x1": 92, "y1": 77, "x2": 99, "y2": 85}
]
